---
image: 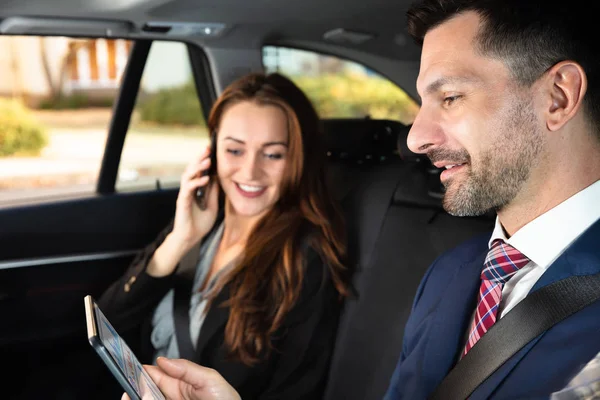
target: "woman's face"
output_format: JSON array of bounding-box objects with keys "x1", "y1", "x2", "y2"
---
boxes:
[{"x1": 216, "y1": 101, "x2": 289, "y2": 218}]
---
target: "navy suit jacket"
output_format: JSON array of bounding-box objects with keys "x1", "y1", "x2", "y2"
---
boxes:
[{"x1": 384, "y1": 218, "x2": 600, "y2": 400}]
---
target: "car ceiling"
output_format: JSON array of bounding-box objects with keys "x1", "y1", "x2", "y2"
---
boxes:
[{"x1": 0, "y1": 0, "x2": 422, "y2": 62}]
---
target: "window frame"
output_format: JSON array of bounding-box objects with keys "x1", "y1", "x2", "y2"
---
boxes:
[
  {"x1": 0, "y1": 34, "x2": 216, "y2": 207},
  {"x1": 99, "y1": 39, "x2": 216, "y2": 194}
]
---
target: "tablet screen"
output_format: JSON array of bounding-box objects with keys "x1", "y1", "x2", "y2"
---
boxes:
[{"x1": 94, "y1": 303, "x2": 165, "y2": 400}]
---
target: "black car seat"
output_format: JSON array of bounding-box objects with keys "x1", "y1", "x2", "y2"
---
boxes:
[{"x1": 321, "y1": 119, "x2": 494, "y2": 400}]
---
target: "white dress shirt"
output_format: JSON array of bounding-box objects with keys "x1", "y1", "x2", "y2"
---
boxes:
[{"x1": 491, "y1": 179, "x2": 600, "y2": 318}]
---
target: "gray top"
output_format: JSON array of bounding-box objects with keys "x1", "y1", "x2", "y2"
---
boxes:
[{"x1": 150, "y1": 222, "x2": 235, "y2": 362}]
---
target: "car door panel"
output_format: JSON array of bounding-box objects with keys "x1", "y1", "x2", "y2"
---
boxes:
[
  {"x1": 0, "y1": 190, "x2": 176, "y2": 399},
  {"x1": 0, "y1": 189, "x2": 176, "y2": 341}
]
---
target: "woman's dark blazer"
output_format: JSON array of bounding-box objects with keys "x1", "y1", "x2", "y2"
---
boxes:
[{"x1": 98, "y1": 217, "x2": 343, "y2": 400}]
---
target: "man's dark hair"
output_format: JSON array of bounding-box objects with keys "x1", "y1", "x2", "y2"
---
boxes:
[{"x1": 407, "y1": 0, "x2": 600, "y2": 136}]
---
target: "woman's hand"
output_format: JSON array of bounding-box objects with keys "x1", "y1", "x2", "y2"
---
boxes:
[
  {"x1": 146, "y1": 146, "x2": 219, "y2": 277},
  {"x1": 171, "y1": 146, "x2": 219, "y2": 247}
]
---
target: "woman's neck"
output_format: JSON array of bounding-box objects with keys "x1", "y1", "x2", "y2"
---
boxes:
[{"x1": 221, "y1": 202, "x2": 266, "y2": 248}]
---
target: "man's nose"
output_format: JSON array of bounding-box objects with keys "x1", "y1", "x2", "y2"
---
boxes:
[{"x1": 406, "y1": 107, "x2": 444, "y2": 154}]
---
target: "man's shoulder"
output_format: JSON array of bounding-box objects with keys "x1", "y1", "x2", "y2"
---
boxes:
[
  {"x1": 409, "y1": 231, "x2": 491, "y2": 309},
  {"x1": 415, "y1": 231, "x2": 490, "y2": 291},
  {"x1": 433, "y1": 231, "x2": 491, "y2": 270}
]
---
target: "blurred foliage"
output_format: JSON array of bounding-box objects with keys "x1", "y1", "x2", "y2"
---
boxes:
[
  {"x1": 291, "y1": 72, "x2": 419, "y2": 125},
  {"x1": 0, "y1": 98, "x2": 48, "y2": 157},
  {"x1": 136, "y1": 82, "x2": 206, "y2": 126},
  {"x1": 136, "y1": 73, "x2": 419, "y2": 126},
  {"x1": 38, "y1": 94, "x2": 114, "y2": 110}
]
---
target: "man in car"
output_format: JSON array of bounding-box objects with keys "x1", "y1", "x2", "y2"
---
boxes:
[
  {"x1": 125, "y1": 0, "x2": 600, "y2": 398},
  {"x1": 384, "y1": 0, "x2": 600, "y2": 398}
]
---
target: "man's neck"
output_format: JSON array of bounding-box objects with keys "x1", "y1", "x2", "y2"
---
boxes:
[{"x1": 498, "y1": 153, "x2": 600, "y2": 237}]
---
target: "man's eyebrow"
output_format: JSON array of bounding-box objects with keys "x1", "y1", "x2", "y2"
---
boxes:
[{"x1": 421, "y1": 76, "x2": 480, "y2": 97}]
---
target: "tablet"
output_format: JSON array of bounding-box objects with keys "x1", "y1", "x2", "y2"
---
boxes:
[{"x1": 84, "y1": 295, "x2": 165, "y2": 400}]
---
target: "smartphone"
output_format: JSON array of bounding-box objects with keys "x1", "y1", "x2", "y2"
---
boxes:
[
  {"x1": 195, "y1": 131, "x2": 217, "y2": 210},
  {"x1": 84, "y1": 295, "x2": 165, "y2": 400}
]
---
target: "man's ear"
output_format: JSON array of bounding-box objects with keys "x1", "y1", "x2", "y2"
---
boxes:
[{"x1": 544, "y1": 61, "x2": 587, "y2": 132}]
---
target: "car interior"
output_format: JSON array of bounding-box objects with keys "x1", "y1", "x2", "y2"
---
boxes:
[{"x1": 0, "y1": 0, "x2": 496, "y2": 398}]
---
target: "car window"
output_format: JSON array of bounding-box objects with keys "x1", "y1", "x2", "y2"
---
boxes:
[
  {"x1": 116, "y1": 41, "x2": 209, "y2": 192},
  {"x1": 262, "y1": 46, "x2": 419, "y2": 125},
  {"x1": 0, "y1": 36, "x2": 132, "y2": 205}
]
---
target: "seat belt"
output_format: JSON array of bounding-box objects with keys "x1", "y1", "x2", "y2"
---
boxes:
[
  {"x1": 173, "y1": 275, "x2": 196, "y2": 359},
  {"x1": 172, "y1": 246, "x2": 200, "y2": 360},
  {"x1": 428, "y1": 272, "x2": 600, "y2": 400}
]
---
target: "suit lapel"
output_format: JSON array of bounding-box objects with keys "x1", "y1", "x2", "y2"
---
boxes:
[
  {"x1": 532, "y1": 218, "x2": 600, "y2": 291},
  {"x1": 471, "y1": 218, "x2": 600, "y2": 399},
  {"x1": 194, "y1": 284, "x2": 230, "y2": 362},
  {"x1": 424, "y1": 248, "x2": 488, "y2": 387}
]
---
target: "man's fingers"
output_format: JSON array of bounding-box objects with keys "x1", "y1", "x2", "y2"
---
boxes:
[
  {"x1": 144, "y1": 363, "x2": 183, "y2": 399},
  {"x1": 144, "y1": 364, "x2": 166, "y2": 386},
  {"x1": 156, "y1": 357, "x2": 215, "y2": 386},
  {"x1": 121, "y1": 393, "x2": 130, "y2": 400},
  {"x1": 156, "y1": 357, "x2": 187, "y2": 379}
]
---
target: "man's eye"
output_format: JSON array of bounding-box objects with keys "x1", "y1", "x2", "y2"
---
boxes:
[{"x1": 444, "y1": 95, "x2": 462, "y2": 106}]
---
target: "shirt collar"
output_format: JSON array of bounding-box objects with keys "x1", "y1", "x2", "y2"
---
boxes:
[{"x1": 489, "y1": 179, "x2": 600, "y2": 269}]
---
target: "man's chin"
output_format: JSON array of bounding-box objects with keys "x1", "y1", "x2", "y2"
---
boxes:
[{"x1": 442, "y1": 190, "x2": 491, "y2": 217}]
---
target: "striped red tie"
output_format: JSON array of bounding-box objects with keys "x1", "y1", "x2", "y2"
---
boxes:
[{"x1": 463, "y1": 239, "x2": 530, "y2": 356}]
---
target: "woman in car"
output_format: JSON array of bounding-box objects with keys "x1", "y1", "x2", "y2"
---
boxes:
[{"x1": 99, "y1": 72, "x2": 351, "y2": 399}]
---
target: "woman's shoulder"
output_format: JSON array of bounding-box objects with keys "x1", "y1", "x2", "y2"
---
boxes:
[
  {"x1": 299, "y1": 222, "x2": 340, "y2": 265},
  {"x1": 299, "y1": 229, "x2": 325, "y2": 265},
  {"x1": 299, "y1": 242, "x2": 334, "y2": 293}
]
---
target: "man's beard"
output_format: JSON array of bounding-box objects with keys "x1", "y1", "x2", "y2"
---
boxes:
[{"x1": 429, "y1": 98, "x2": 543, "y2": 217}]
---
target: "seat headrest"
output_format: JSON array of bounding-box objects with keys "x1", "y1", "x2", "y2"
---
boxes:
[
  {"x1": 392, "y1": 161, "x2": 445, "y2": 208},
  {"x1": 391, "y1": 123, "x2": 446, "y2": 203},
  {"x1": 321, "y1": 118, "x2": 449, "y2": 207},
  {"x1": 395, "y1": 124, "x2": 429, "y2": 162},
  {"x1": 322, "y1": 118, "x2": 415, "y2": 165}
]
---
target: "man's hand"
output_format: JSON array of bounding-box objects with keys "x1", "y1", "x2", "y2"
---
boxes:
[{"x1": 122, "y1": 357, "x2": 241, "y2": 400}]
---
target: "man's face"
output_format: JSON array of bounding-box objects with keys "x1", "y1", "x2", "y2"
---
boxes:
[{"x1": 408, "y1": 11, "x2": 545, "y2": 216}]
